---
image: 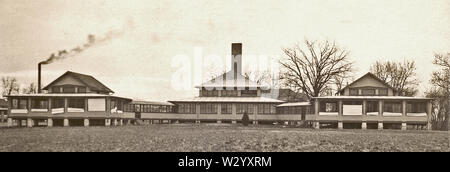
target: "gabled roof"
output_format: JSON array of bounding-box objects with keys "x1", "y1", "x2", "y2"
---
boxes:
[
  {"x1": 42, "y1": 71, "x2": 114, "y2": 93},
  {"x1": 338, "y1": 72, "x2": 397, "y2": 94},
  {"x1": 196, "y1": 71, "x2": 268, "y2": 89}
]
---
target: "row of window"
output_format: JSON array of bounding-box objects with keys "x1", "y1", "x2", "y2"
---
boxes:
[
  {"x1": 349, "y1": 88, "x2": 388, "y2": 96},
  {"x1": 123, "y1": 104, "x2": 174, "y2": 113},
  {"x1": 200, "y1": 90, "x2": 258, "y2": 97},
  {"x1": 10, "y1": 98, "x2": 125, "y2": 111},
  {"x1": 176, "y1": 103, "x2": 278, "y2": 114},
  {"x1": 277, "y1": 106, "x2": 311, "y2": 114},
  {"x1": 319, "y1": 101, "x2": 426, "y2": 113},
  {"x1": 52, "y1": 86, "x2": 87, "y2": 93}
]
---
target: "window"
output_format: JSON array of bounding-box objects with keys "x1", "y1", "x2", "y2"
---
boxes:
[
  {"x1": 241, "y1": 89, "x2": 257, "y2": 97},
  {"x1": 237, "y1": 104, "x2": 254, "y2": 114},
  {"x1": 258, "y1": 104, "x2": 276, "y2": 114},
  {"x1": 350, "y1": 89, "x2": 359, "y2": 96},
  {"x1": 52, "y1": 87, "x2": 60, "y2": 93},
  {"x1": 221, "y1": 90, "x2": 238, "y2": 97},
  {"x1": 378, "y1": 89, "x2": 388, "y2": 96},
  {"x1": 63, "y1": 86, "x2": 76, "y2": 93},
  {"x1": 200, "y1": 104, "x2": 218, "y2": 114},
  {"x1": 362, "y1": 89, "x2": 375, "y2": 96},
  {"x1": 221, "y1": 104, "x2": 232, "y2": 114},
  {"x1": 202, "y1": 90, "x2": 218, "y2": 97},
  {"x1": 19, "y1": 99, "x2": 28, "y2": 109},
  {"x1": 178, "y1": 103, "x2": 196, "y2": 114},
  {"x1": 407, "y1": 102, "x2": 426, "y2": 113},
  {"x1": 320, "y1": 102, "x2": 338, "y2": 112},
  {"x1": 366, "y1": 101, "x2": 379, "y2": 112},
  {"x1": 78, "y1": 87, "x2": 86, "y2": 93},
  {"x1": 69, "y1": 99, "x2": 85, "y2": 109},
  {"x1": 384, "y1": 101, "x2": 402, "y2": 113},
  {"x1": 52, "y1": 99, "x2": 64, "y2": 109},
  {"x1": 31, "y1": 99, "x2": 48, "y2": 109}
]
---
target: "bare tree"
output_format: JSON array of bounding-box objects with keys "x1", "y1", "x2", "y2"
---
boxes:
[
  {"x1": 279, "y1": 39, "x2": 353, "y2": 99},
  {"x1": 22, "y1": 83, "x2": 37, "y2": 94},
  {"x1": 370, "y1": 60, "x2": 419, "y2": 96},
  {"x1": 244, "y1": 70, "x2": 279, "y2": 88},
  {"x1": 1, "y1": 76, "x2": 20, "y2": 97},
  {"x1": 427, "y1": 53, "x2": 450, "y2": 131}
]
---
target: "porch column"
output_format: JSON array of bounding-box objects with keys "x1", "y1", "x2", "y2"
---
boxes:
[
  {"x1": 217, "y1": 104, "x2": 221, "y2": 124},
  {"x1": 113, "y1": 119, "x2": 118, "y2": 126},
  {"x1": 232, "y1": 103, "x2": 237, "y2": 124},
  {"x1": 427, "y1": 100, "x2": 432, "y2": 130},
  {"x1": 63, "y1": 118, "x2": 69, "y2": 127},
  {"x1": 401, "y1": 122, "x2": 407, "y2": 130},
  {"x1": 361, "y1": 122, "x2": 367, "y2": 130},
  {"x1": 402, "y1": 100, "x2": 407, "y2": 116},
  {"x1": 17, "y1": 119, "x2": 22, "y2": 127},
  {"x1": 338, "y1": 100, "x2": 343, "y2": 116},
  {"x1": 27, "y1": 98, "x2": 31, "y2": 112},
  {"x1": 26, "y1": 118, "x2": 33, "y2": 127},
  {"x1": 338, "y1": 121, "x2": 343, "y2": 130},
  {"x1": 378, "y1": 122, "x2": 383, "y2": 130},
  {"x1": 7, "y1": 118, "x2": 13, "y2": 127},
  {"x1": 314, "y1": 99, "x2": 319, "y2": 116},
  {"x1": 47, "y1": 118, "x2": 53, "y2": 127},
  {"x1": 195, "y1": 103, "x2": 200, "y2": 124},
  {"x1": 362, "y1": 100, "x2": 367, "y2": 115},
  {"x1": 64, "y1": 98, "x2": 68, "y2": 113},
  {"x1": 253, "y1": 104, "x2": 258, "y2": 125},
  {"x1": 105, "y1": 119, "x2": 111, "y2": 126},
  {"x1": 314, "y1": 121, "x2": 320, "y2": 129},
  {"x1": 378, "y1": 100, "x2": 383, "y2": 116},
  {"x1": 84, "y1": 99, "x2": 88, "y2": 112},
  {"x1": 84, "y1": 118, "x2": 89, "y2": 127},
  {"x1": 48, "y1": 98, "x2": 52, "y2": 113},
  {"x1": 119, "y1": 119, "x2": 123, "y2": 126}
]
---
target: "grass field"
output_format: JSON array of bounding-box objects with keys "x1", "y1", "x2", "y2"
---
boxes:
[{"x1": 0, "y1": 124, "x2": 448, "y2": 152}]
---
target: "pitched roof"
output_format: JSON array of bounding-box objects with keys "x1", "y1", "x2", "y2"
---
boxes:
[
  {"x1": 169, "y1": 96, "x2": 284, "y2": 103},
  {"x1": 196, "y1": 71, "x2": 268, "y2": 89},
  {"x1": 42, "y1": 71, "x2": 114, "y2": 93},
  {"x1": 5, "y1": 93, "x2": 131, "y2": 101},
  {"x1": 338, "y1": 72, "x2": 397, "y2": 94},
  {"x1": 131, "y1": 100, "x2": 174, "y2": 106}
]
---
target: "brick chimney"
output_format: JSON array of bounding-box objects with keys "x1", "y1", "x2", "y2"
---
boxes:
[{"x1": 231, "y1": 43, "x2": 242, "y2": 79}]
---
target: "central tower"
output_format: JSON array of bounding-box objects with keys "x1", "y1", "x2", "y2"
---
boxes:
[{"x1": 231, "y1": 43, "x2": 242, "y2": 79}]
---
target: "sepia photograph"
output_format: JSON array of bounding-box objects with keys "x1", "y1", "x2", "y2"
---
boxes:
[{"x1": 0, "y1": 0, "x2": 449, "y2": 158}]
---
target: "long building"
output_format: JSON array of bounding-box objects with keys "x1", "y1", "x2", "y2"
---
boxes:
[
  {"x1": 6, "y1": 71, "x2": 134, "y2": 127},
  {"x1": 4, "y1": 43, "x2": 434, "y2": 130},
  {"x1": 310, "y1": 72, "x2": 433, "y2": 130}
]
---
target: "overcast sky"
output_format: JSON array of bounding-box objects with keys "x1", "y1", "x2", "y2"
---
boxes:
[{"x1": 1, "y1": 0, "x2": 449, "y2": 101}]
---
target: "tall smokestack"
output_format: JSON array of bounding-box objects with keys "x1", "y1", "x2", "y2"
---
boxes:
[
  {"x1": 231, "y1": 43, "x2": 242, "y2": 79},
  {"x1": 38, "y1": 62, "x2": 42, "y2": 93}
]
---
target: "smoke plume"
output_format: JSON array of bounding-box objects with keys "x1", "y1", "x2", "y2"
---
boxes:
[{"x1": 39, "y1": 18, "x2": 134, "y2": 65}]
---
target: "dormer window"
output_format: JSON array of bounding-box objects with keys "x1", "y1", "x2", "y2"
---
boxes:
[
  {"x1": 361, "y1": 89, "x2": 375, "y2": 96},
  {"x1": 52, "y1": 86, "x2": 60, "y2": 93},
  {"x1": 78, "y1": 87, "x2": 86, "y2": 93},
  {"x1": 349, "y1": 89, "x2": 359, "y2": 96},
  {"x1": 378, "y1": 88, "x2": 388, "y2": 96},
  {"x1": 63, "y1": 86, "x2": 76, "y2": 93}
]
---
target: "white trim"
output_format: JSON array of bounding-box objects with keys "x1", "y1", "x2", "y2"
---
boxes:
[
  {"x1": 407, "y1": 112, "x2": 427, "y2": 117},
  {"x1": 383, "y1": 112, "x2": 402, "y2": 116},
  {"x1": 31, "y1": 109, "x2": 48, "y2": 112},
  {"x1": 11, "y1": 109, "x2": 28, "y2": 113},
  {"x1": 319, "y1": 112, "x2": 338, "y2": 116}
]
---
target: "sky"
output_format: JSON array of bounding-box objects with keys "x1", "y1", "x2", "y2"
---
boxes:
[{"x1": 0, "y1": 0, "x2": 449, "y2": 101}]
